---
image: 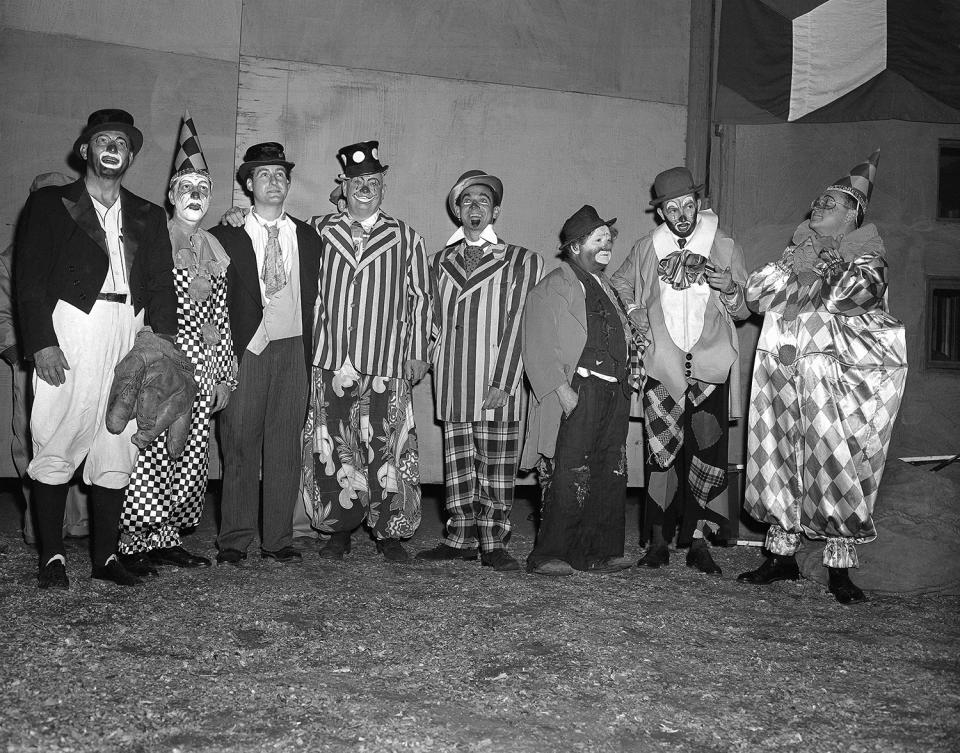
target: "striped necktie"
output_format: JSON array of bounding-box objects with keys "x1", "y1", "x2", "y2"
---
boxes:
[
  {"x1": 350, "y1": 221, "x2": 366, "y2": 256},
  {"x1": 261, "y1": 223, "x2": 287, "y2": 297}
]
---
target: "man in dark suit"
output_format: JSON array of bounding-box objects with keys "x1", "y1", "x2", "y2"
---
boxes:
[
  {"x1": 16, "y1": 109, "x2": 178, "y2": 588},
  {"x1": 209, "y1": 142, "x2": 320, "y2": 565}
]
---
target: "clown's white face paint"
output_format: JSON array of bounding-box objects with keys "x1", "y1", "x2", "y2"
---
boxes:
[
  {"x1": 81, "y1": 130, "x2": 134, "y2": 180},
  {"x1": 169, "y1": 174, "x2": 212, "y2": 227},
  {"x1": 344, "y1": 173, "x2": 384, "y2": 222},
  {"x1": 572, "y1": 224, "x2": 615, "y2": 273},
  {"x1": 658, "y1": 193, "x2": 699, "y2": 238}
]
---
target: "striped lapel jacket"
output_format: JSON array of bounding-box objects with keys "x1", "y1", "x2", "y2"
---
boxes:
[
  {"x1": 430, "y1": 239, "x2": 542, "y2": 422},
  {"x1": 311, "y1": 210, "x2": 432, "y2": 379}
]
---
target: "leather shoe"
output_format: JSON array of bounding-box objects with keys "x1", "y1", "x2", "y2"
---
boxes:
[
  {"x1": 319, "y1": 532, "x2": 352, "y2": 560},
  {"x1": 216, "y1": 548, "x2": 247, "y2": 565},
  {"x1": 590, "y1": 555, "x2": 633, "y2": 573},
  {"x1": 120, "y1": 552, "x2": 159, "y2": 578},
  {"x1": 737, "y1": 554, "x2": 800, "y2": 584},
  {"x1": 261, "y1": 546, "x2": 303, "y2": 563},
  {"x1": 376, "y1": 538, "x2": 411, "y2": 562},
  {"x1": 38, "y1": 559, "x2": 69, "y2": 589},
  {"x1": 686, "y1": 541, "x2": 722, "y2": 576},
  {"x1": 481, "y1": 549, "x2": 521, "y2": 572},
  {"x1": 416, "y1": 543, "x2": 479, "y2": 561},
  {"x1": 638, "y1": 542, "x2": 670, "y2": 568},
  {"x1": 828, "y1": 567, "x2": 866, "y2": 605},
  {"x1": 92, "y1": 559, "x2": 141, "y2": 586},
  {"x1": 150, "y1": 546, "x2": 211, "y2": 568},
  {"x1": 529, "y1": 558, "x2": 574, "y2": 576}
]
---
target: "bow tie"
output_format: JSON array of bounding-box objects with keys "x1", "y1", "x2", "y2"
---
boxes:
[{"x1": 657, "y1": 248, "x2": 708, "y2": 290}]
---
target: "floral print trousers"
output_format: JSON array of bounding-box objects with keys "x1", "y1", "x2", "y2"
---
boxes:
[{"x1": 302, "y1": 367, "x2": 422, "y2": 540}]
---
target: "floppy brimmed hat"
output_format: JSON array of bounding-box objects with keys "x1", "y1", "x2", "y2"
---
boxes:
[
  {"x1": 447, "y1": 169, "x2": 504, "y2": 215},
  {"x1": 73, "y1": 108, "x2": 144, "y2": 159},
  {"x1": 559, "y1": 205, "x2": 616, "y2": 249}
]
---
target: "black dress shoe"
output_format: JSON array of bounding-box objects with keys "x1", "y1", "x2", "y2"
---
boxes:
[
  {"x1": 38, "y1": 560, "x2": 69, "y2": 589},
  {"x1": 481, "y1": 549, "x2": 521, "y2": 571},
  {"x1": 638, "y1": 542, "x2": 670, "y2": 568},
  {"x1": 150, "y1": 546, "x2": 211, "y2": 568},
  {"x1": 737, "y1": 554, "x2": 800, "y2": 584},
  {"x1": 92, "y1": 559, "x2": 141, "y2": 586},
  {"x1": 216, "y1": 548, "x2": 247, "y2": 565},
  {"x1": 686, "y1": 541, "x2": 722, "y2": 575},
  {"x1": 376, "y1": 538, "x2": 411, "y2": 562},
  {"x1": 261, "y1": 546, "x2": 303, "y2": 563},
  {"x1": 318, "y1": 532, "x2": 351, "y2": 560},
  {"x1": 828, "y1": 567, "x2": 866, "y2": 605},
  {"x1": 120, "y1": 552, "x2": 160, "y2": 578},
  {"x1": 416, "y1": 543, "x2": 479, "y2": 561}
]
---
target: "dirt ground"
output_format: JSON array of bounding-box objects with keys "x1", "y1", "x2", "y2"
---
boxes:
[{"x1": 0, "y1": 485, "x2": 957, "y2": 753}]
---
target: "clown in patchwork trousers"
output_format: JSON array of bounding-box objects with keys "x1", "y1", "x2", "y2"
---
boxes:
[
  {"x1": 612, "y1": 167, "x2": 750, "y2": 576},
  {"x1": 119, "y1": 114, "x2": 236, "y2": 574},
  {"x1": 738, "y1": 151, "x2": 907, "y2": 605}
]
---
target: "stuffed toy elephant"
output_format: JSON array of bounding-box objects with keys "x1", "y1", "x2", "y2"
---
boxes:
[{"x1": 106, "y1": 330, "x2": 198, "y2": 457}]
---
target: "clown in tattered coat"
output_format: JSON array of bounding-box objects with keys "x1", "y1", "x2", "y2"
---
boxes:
[{"x1": 612, "y1": 167, "x2": 749, "y2": 575}]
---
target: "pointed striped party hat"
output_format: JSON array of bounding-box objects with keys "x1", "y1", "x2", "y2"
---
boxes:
[
  {"x1": 827, "y1": 149, "x2": 879, "y2": 210},
  {"x1": 170, "y1": 109, "x2": 210, "y2": 184}
]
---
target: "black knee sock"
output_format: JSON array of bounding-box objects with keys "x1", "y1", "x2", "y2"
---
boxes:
[
  {"x1": 32, "y1": 481, "x2": 68, "y2": 566},
  {"x1": 90, "y1": 485, "x2": 125, "y2": 568}
]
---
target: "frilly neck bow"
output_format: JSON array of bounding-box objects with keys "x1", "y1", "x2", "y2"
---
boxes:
[{"x1": 657, "y1": 248, "x2": 709, "y2": 290}]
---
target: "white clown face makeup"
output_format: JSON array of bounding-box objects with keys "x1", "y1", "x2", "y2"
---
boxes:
[
  {"x1": 344, "y1": 173, "x2": 384, "y2": 220},
  {"x1": 658, "y1": 193, "x2": 699, "y2": 238},
  {"x1": 573, "y1": 224, "x2": 615, "y2": 272},
  {"x1": 170, "y1": 174, "x2": 212, "y2": 225},
  {"x1": 80, "y1": 130, "x2": 134, "y2": 179}
]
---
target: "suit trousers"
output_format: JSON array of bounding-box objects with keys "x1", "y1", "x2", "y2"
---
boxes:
[{"x1": 217, "y1": 337, "x2": 307, "y2": 553}]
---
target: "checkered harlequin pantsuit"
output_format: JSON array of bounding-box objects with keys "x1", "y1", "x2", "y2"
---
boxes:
[{"x1": 742, "y1": 222, "x2": 907, "y2": 569}]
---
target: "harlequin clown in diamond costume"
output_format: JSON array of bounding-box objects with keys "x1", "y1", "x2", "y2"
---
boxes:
[
  {"x1": 738, "y1": 151, "x2": 907, "y2": 604},
  {"x1": 119, "y1": 112, "x2": 237, "y2": 573}
]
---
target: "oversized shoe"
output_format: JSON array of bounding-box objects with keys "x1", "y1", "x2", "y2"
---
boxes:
[
  {"x1": 737, "y1": 554, "x2": 800, "y2": 584},
  {"x1": 319, "y1": 532, "x2": 352, "y2": 560},
  {"x1": 828, "y1": 567, "x2": 866, "y2": 605},
  {"x1": 685, "y1": 540, "x2": 722, "y2": 576},
  {"x1": 638, "y1": 542, "x2": 670, "y2": 568}
]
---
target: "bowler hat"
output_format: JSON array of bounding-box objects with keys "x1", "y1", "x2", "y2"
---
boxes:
[
  {"x1": 237, "y1": 142, "x2": 295, "y2": 184},
  {"x1": 649, "y1": 166, "x2": 703, "y2": 206},
  {"x1": 559, "y1": 205, "x2": 616, "y2": 249},
  {"x1": 447, "y1": 169, "x2": 504, "y2": 216},
  {"x1": 73, "y1": 109, "x2": 144, "y2": 159},
  {"x1": 336, "y1": 140, "x2": 389, "y2": 179}
]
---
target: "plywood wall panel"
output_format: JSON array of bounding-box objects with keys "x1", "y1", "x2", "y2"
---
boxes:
[
  {"x1": 1, "y1": 28, "x2": 240, "y2": 249},
  {"x1": 239, "y1": 0, "x2": 688, "y2": 105},
  {"x1": 1, "y1": 0, "x2": 242, "y2": 62},
  {"x1": 234, "y1": 56, "x2": 686, "y2": 483}
]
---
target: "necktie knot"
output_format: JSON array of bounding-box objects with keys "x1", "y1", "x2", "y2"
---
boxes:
[
  {"x1": 462, "y1": 241, "x2": 486, "y2": 276},
  {"x1": 266, "y1": 223, "x2": 280, "y2": 240},
  {"x1": 677, "y1": 237, "x2": 686, "y2": 249}
]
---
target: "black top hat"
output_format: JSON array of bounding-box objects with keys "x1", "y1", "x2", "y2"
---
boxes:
[
  {"x1": 336, "y1": 141, "x2": 389, "y2": 179},
  {"x1": 73, "y1": 109, "x2": 144, "y2": 159},
  {"x1": 559, "y1": 205, "x2": 617, "y2": 249},
  {"x1": 447, "y1": 169, "x2": 504, "y2": 215},
  {"x1": 649, "y1": 166, "x2": 703, "y2": 206},
  {"x1": 237, "y1": 142, "x2": 295, "y2": 184}
]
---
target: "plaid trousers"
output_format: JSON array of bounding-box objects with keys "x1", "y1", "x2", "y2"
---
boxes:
[{"x1": 441, "y1": 421, "x2": 520, "y2": 552}]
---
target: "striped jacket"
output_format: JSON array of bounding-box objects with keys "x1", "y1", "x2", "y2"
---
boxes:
[
  {"x1": 311, "y1": 210, "x2": 432, "y2": 379},
  {"x1": 430, "y1": 239, "x2": 542, "y2": 422}
]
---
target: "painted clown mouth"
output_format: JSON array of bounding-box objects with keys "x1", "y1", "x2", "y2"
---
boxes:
[
  {"x1": 186, "y1": 202, "x2": 203, "y2": 211},
  {"x1": 674, "y1": 220, "x2": 691, "y2": 232},
  {"x1": 100, "y1": 155, "x2": 121, "y2": 167},
  {"x1": 468, "y1": 215, "x2": 484, "y2": 229}
]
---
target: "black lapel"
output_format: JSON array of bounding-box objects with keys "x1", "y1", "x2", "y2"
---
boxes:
[
  {"x1": 61, "y1": 180, "x2": 107, "y2": 256},
  {"x1": 120, "y1": 187, "x2": 145, "y2": 282}
]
